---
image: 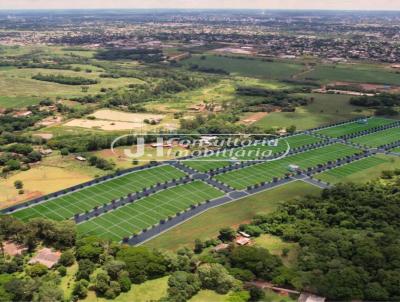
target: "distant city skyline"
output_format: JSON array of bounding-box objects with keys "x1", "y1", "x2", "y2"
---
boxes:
[{"x1": 0, "y1": 0, "x2": 400, "y2": 11}]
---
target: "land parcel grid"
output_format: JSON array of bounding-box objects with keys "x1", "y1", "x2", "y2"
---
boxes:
[
  {"x1": 315, "y1": 156, "x2": 391, "y2": 184},
  {"x1": 214, "y1": 143, "x2": 360, "y2": 189},
  {"x1": 77, "y1": 181, "x2": 224, "y2": 241},
  {"x1": 315, "y1": 117, "x2": 395, "y2": 138},
  {"x1": 183, "y1": 134, "x2": 323, "y2": 172},
  {"x1": 11, "y1": 165, "x2": 185, "y2": 221},
  {"x1": 349, "y1": 127, "x2": 400, "y2": 148}
]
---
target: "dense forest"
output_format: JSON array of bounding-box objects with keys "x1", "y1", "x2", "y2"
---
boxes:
[{"x1": 32, "y1": 74, "x2": 99, "y2": 85}]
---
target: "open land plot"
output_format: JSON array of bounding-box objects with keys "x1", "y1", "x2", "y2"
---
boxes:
[
  {"x1": 392, "y1": 147, "x2": 400, "y2": 153},
  {"x1": 315, "y1": 154, "x2": 400, "y2": 184},
  {"x1": 182, "y1": 55, "x2": 304, "y2": 79},
  {"x1": 301, "y1": 63, "x2": 400, "y2": 86},
  {"x1": 349, "y1": 127, "x2": 400, "y2": 147},
  {"x1": 182, "y1": 134, "x2": 323, "y2": 172},
  {"x1": 214, "y1": 143, "x2": 360, "y2": 190},
  {"x1": 11, "y1": 165, "x2": 185, "y2": 221},
  {"x1": 0, "y1": 96, "x2": 42, "y2": 108},
  {"x1": 254, "y1": 93, "x2": 372, "y2": 130},
  {"x1": 144, "y1": 181, "x2": 320, "y2": 251},
  {"x1": 63, "y1": 109, "x2": 178, "y2": 131},
  {"x1": 315, "y1": 117, "x2": 395, "y2": 138},
  {"x1": 77, "y1": 181, "x2": 225, "y2": 241},
  {"x1": 0, "y1": 67, "x2": 144, "y2": 101}
]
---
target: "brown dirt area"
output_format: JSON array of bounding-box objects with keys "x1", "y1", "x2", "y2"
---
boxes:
[{"x1": 239, "y1": 112, "x2": 269, "y2": 125}]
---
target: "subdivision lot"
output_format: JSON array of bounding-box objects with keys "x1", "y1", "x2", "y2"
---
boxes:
[
  {"x1": 315, "y1": 117, "x2": 394, "y2": 138},
  {"x1": 77, "y1": 181, "x2": 224, "y2": 241},
  {"x1": 11, "y1": 165, "x2": 185, "y2": 221},
  {"x1": 214, "y1": 143, "x2": 360, "y2": 189},
  {"x1": 349, "y1": 127, "x2": 400, "y2": 148},
  {"x1": 144, "y1": 181, "x2": 321, "y2": 251},
  {"x1": 183, "y1": 134, "x2": 323, "y2": 172},
  {"x1": 315, "y1": 155, "x2": 400, "y2": 184}
]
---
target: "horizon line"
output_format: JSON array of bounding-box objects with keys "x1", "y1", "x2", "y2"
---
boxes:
[{"x1": 0, "y1": 8, "x2": 399, "y2": 12}]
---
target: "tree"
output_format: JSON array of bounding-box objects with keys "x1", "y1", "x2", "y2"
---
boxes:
[
  {"x1": 76, "y1": 259, "x2": 95, "y2": 281},
  {"x1": 248, "y1": 285, "x2": 265, "y2": 301},
  {"x1": 104, "y1": 260, "x2": 126, "y2": 280},
  {"x1": 72, "y1": 279, "x2": 89, "y2": 299},
  {"x1": 37, "y1": 282, "x2": 63, "y2": 302},
  {"x1": 194, "y1": 239, "x2": 204, "y2": 254},
  {"x1": 118, "y1": 271, "x2": 132, "y2": 292},
  {"x1": 59, "y1": 250, "x2": 75, "y2": 267},
  {"x1": 26, "y1": 263, "x2": 48, "y2": 277},
  {"x1": 60, "y1": 148, "x2": 69, "y2": 156},
  {"x1": 167, "y1": 271, "x2": 201, "y2": 302},
  {"x1": 14, "y1": 180, "x2": 23, "y2": 189},
  {"x1": 197, "y1": 263, "x2": 237, "y2": 294},
  {"x1": 57, "y1": 265, "x2": 67, "y2": 277},
  {"x1": 218, "y1": 227, "x2": 236, "y2": 242},
  {"x1": 95, "y1": 271, "x2": 110, "y2": 295}
]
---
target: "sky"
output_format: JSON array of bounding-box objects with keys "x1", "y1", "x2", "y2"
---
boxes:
[{"x1": 0, "y1": 0, "x2": 399, "y2": 11}]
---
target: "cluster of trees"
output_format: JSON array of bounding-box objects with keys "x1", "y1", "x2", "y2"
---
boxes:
[
  {"x1": 32, "y1": 73, "x2": 99, "y2": 85},
  {"x1": 0, "y1": 115, "x2": 42, "y2": 132},
  {"x1": 95, "y1": 48, "x2": 164, "y2": 63},
  {"x1": 350, "y1": 93, "x2": 400, "y2": 116},
  {"x1": 0, "y1": 143, "x2": 42, "y2": 174},
  {"x1": 236, "y1": 87, "x2": 310, "y2": 112},
  {"x1": 188, "y1": 64, "x2": 230, "y2": 75},
  {"x1": 88, "y1": 155, "x2": 115, "y2": 171},
  {"x1": 243, "y1": 178, "x2": 400, "y2": 300}
]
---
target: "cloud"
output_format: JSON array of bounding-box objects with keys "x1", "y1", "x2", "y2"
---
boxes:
[{"x1": 0, "y1": 0, "x2": 399, "y2": 10}]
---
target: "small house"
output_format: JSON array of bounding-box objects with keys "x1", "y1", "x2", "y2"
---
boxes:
[
  {"x1": 76, "y1": 156, "x2": 87, "y2": 162},
  {"x1": 298, "y1": 293, "x2": 326, "y2": 302},
  {"x1": 40, "y1": 149, "x2": 53, "y2": 156},
  {"x1": 235, "y1": 236, "x2": 251, "y2": 246},
  {"x1": 288, "y1": 164, "x2": 300, "y2": 172},
  {"x1": 357, "y1": 118, "x2": 368, "y2": 124},
  {"x1": 238, "y1": 231, "x2": 251, "y2": 238},
  {"x1": 28, "y1": 247, "x2": 61, "y2": 268},
  {"x1": 213, "y1": 243, "x2": 229, "y2": 252}
]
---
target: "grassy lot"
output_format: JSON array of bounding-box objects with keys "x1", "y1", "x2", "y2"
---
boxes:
[
  {"x1": 301, "y1": 63, "x2": 400, "y2": 85},
  {"x1": 392, "y1": 147, "x2": 400, "y2": 153},
  {"x1": 83, "y1": 276, "x2": 169, "y2": 302},
  {"x1": 0, "y1": 155, "x2": 96, "y2": 209},
  {"x1": 144, "y1": 181, "x2": 321, "y2": 251},
  {"x1": 254, "y1": 234, "x2": 299, "y2": 267},
  {"x1": 77, "y1": 181, "x2": 224, "y2": 241},
  {"x1": 349, "y1": 127, "x2": 400, "y2": 147},
  {"x1": 315, "y1": 117, "x2": 395, "y2": 138},
  {"x1": 183, "y1": 134, "x2": 323, "y2": 172},
  {"x1": 59, "y1": 263, "x2": 79, "y2": 301},
  {"x1": 254, "y1": 93, "x2": 372, "y2": 130},
  {"x1": 315, "y1": 154, "x2": 400, "y2": 184},
  {"x1": 183, "y1": 55, "x2": 304, "y2": 80},
  {"x1": 0, "y1": 66, "x2": 143, "y2": 102},
  {"x1": 189, "y1": 290, "x2": 230, "y2": 302},
  {"x1": 11, "y1": 165, "x2": 185, "y2": 221},
  {"x1": 0, "y1": 96, "x2": 42, "y2": 108},
  {"x1": 215, "y1": 143, "x2": 359, "y2": 190}
]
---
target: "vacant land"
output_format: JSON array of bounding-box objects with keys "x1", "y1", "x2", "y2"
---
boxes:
[
  {"x1": 11, "y1": 165, "x2": 185, "y2": 221},
  {"x1": 315, "y1": 154, "x2": 400, "y2": 184},
  {"x1": 301, "y1": 63, "x2": 400, "y2": 85},
  {"x1": 315, "y1": 117, "x2": 394, "y2": 138},
  {"x1": 215, "y1": 143, "x2": 359, "y2": 189},
  {"x1": 183, "y1": 134, "x2": 322, "y2": 172},
  {"x1": 349, "y1": 127, "x2": 400, "y2": 147},
  {"x1": 144, "y1": 181, "x2": 320, "y2": 251},
  {"x1": 77, "y1": 181, "x2": 224, "y2": 241},
  {"x1": 183, "y1": 55, "x2": 304, "y2": 79},
  {"x1": 255, "y1": 93, "x2": 371, "y2": 130}
]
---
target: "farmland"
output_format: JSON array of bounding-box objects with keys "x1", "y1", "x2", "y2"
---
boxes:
[
  {"x1": 77, "y1": 181, "x2": 224, "y2": 241},
  {"x1": 11, "y1": 165, "x2": 185, "y2": 221},
  {"x1": 214, "y1": 143, "x2": 359, "y2": 189},
  {"x1": 301, "y1": 63, "x2": 400, "y2": 85},
  {"x1": 183, "y1": 55, "x2": 305, "y2": 80}
]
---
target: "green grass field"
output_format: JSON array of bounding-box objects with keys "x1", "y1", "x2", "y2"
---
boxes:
[
  {"x1": 301, "y1": 63, "x2": 400, "y2": 85},
  {"x1": 315, "y1": 117, "x2": 394, "y2": 138},
  {"x1": 392, "y1": 147, "x2": 400, "y2": 153},
  {"x1": 214, "y1": 143, "x2": 359, "y2": 189},
  {"x1": 315, "y1": 155, "x2": 400, "y2": 184},
  {"x1": 254, "y1": 93, "x2": 371, "y2": 130},
  {"x1": 11, "y1": 165, "x2": 185, "y2": 221},
  {"x1": 77, "y1": 181, "x2": 224, "y2": 241},
  {"x1": 183, "y1": 55, "x2": 304, "y2": 80},
  {"x1": 349, "y1": 127, "x2": 400, "y2": 147},
  {"x1": 183, "y1": 134, "x2": 323, "y2": 172},
  {"x1": 144, "y1": 181, "x2": 321, "y2": 251}
]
